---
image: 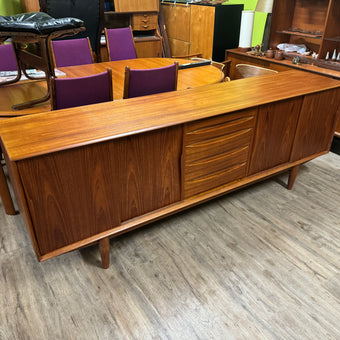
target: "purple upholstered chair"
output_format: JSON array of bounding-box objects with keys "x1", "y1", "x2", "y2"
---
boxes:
[
  {"x1": 123, "y1": 62, "x2": 179, "y2": 99},
  {"x1": 51, "y1": 37, "x2": 93, "y2": 68},
  {"x1": 0, "y1": 43, "x2": 20, "y2": 85},
  {"x1": 104, "y1": 27, "x2": 137, "y2": 61},
  {"x1": 50, "y1": 68, "x2": 113, "y2": 110}
]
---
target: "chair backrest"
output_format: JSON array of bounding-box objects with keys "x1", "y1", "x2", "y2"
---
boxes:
[
  {"x1": 123, "y1": 62, "x2": 178, "y2": 99},
  {"x1": 105, "y1": 27, "x2": 137, "y2": 61},
  {"x1": 236, "y1": 64, "x2": 278, "y2": 78},
  {"x1": 0, "y1": 43, "x2": 18, "y2": 71},
  {"x1": 50, "y1": 68, "x2": 113, "y2": 110},
  {"x1": 51, "y1": 38, "x2": 93, "y2": 68},
  {"x1": 39, "y1": 0, "x2": 104, "y2": 60}
]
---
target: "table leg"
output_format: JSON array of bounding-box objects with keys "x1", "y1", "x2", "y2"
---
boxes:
[
  {"x1": 0, "y1": 163, "x2": 16, "y2": 215},
  {"x1": 287, "y1": 165, "x2": 300, "y2": 190},
  {"x1": 99, "y1": 237, "x2": 110, "y2": 269}
]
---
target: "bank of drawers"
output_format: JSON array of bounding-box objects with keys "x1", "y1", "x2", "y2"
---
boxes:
[
  {"x1": 132, "y1": 13, "x2": 158, "y2": 31},
  {"x1": 182, "y1": 108, "x2": 257, "y2": 198}
]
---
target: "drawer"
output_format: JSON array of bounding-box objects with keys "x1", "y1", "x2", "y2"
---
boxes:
[
  {"x1": 184, "y1": 128, "x2": 253, "y2": 164},
  {"x1": 184, "y1": 146, "x2": 249, "y2": 181},
  {"x1": 185, "y1": 115, "x2": 255, "y2": 145},
  {"x1": 184, "y1": 109, "x2": 256, "y2": 145},
  {"x1": 132, "y1": 13, "x2": 158, "y2": 31},
  {"x1": 184, "y1": 162, "x2": 247, "y2": 198}
]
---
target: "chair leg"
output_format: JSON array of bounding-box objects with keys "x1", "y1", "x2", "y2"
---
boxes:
[
  {"x1": 0, "y1": 164, "x2": 16, "y2": 215},
  {"x1": 287, "y1": 165, "x2": 300, "y2": 190},
  {"x1": 99, "y1": 237, "x2": 110, "y2": 269}
]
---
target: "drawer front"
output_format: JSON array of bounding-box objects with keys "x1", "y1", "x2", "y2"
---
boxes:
[
  {"x1": 182, "y1": 108, "x2": 257, "y2": 198},
  {"x1": 184, "y1": 163, "x2": 248, "y2": 199},
  {"x1": 185, "y1": 111, "x2": 255, "y2": 145},
  {"x1": 184, "y1": 129, "x2": 252, "y2": 164},
  {"x1": 184, "y1": 146, "x2": 249, "y2": 180},
  {"x1": 132, "y1": 13, "x2": 158, "y2": 31}
]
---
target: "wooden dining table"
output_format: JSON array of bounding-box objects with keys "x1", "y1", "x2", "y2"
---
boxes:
[{"x1": 0, "y1": 58, "x2": 224, "y2": 117}]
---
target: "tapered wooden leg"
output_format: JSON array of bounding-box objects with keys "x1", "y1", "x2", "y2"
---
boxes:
[
  {"x1": 0, "y1": 165, "x2": 16, "y2": 215},
  {"x1": 287, "y1": 165, "x2": 300, "y2": 190},
  {"x1": 99, "y1": 237, "x2": 110, "y2": 269}
]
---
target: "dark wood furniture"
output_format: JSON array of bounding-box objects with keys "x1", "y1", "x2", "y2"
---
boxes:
[
  {"x1": 226, "y1": 0, "x2": 340, "y2": 79},
  {"x1": 269, "y1": 0, "x2": 340, "y2": 70},
  {"x1": 161, "y1": 2, "x2": 243, "y2": 61},
  {"x1": 0, "y1": 71, "x2": 339, "y2": 268},
  {"x1": 225, "y1": 48, "x2": 340, "y2": 80}
]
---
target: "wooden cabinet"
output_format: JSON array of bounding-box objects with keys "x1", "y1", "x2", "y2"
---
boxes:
[
  {"x1": 269, "y1": 0, "x2": 340, "y2": 70},
  {"x1": 161, "y1": 2, "x2": 243, "y2": 61},
  {"x1": 1, "y1": 71, "x2": 339, "y2": 265},
  {"x1": 103, "y1": 10, "x2": 162, "y2": 60}
]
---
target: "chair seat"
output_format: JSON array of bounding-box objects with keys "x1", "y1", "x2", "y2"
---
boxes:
[{"x1": 0, "y1": 12, "x2": 83, "y2": 35}]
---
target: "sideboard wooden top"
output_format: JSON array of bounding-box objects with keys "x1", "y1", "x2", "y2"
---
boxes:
[{"x1": 0, "y1": 70, "x2": 339, "y2": 161}]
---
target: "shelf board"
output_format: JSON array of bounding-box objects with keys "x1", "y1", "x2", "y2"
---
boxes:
[
  {"x1": 324, "y1": 36, "x2": 340, "y2": 42},
  {"x1": 277, "y1": 30, "x2": 322, "y2": 39}
]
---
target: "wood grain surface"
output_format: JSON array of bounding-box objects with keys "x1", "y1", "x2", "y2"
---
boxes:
[
  {"x1": 16, "y1": 126, "x2": 182, "y2": 255},
  {"x1": 248, "y1": 97, "x2": 302, "y2": 175},
  {"x1": 0, "y1": 70, "x2": 339, "y2": 162},
  {"x1": 226, "y1": 49, "x2": 340, "y2": 80},
  {"x1": 0, "y1": 151, "x2": 339, "y2": 339}
]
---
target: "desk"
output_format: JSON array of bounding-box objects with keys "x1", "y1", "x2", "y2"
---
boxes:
[
  {"x1": 0, "y1": 58, "x2": 223, "y2": 117},
  {"x1": 0, "y1": 70, "x2": 339, "y2": 268}
]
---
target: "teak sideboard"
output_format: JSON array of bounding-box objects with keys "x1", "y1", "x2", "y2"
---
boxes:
[{"x1": 0, "y1": 70, "x2": 339, "y2": 268}]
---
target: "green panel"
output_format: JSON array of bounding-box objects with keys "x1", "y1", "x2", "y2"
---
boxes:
[{"x1": 0, "y1": 0, "x2": 23, "y2": 15}]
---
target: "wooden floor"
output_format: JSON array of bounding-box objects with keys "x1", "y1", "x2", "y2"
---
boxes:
[{"x1": 0, "y1": 152, "x2": 339, "y2": 339}]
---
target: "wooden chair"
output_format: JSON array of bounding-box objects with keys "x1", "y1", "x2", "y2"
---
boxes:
[
  {"x1": 104, "y1": 27, "x2": 137, "y2": 61},
  {"x1": 50, "y1": 68, "x2": 113, "y2": 110},
  {"x1": 51, "y1": 37, "x2": 93, "y2": 68},
  {"x1": 123, "y1": 62, "x2": 178, "y2": 99},
  {"x1": 39, "y1": 0, "x2": 104, "y2": 61},
  {"x1": 236, "y1": 64, "x2": 278, "y2": 78}
]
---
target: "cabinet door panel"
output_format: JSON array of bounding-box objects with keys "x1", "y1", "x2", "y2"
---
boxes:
[
  {"x1": 161, "y1": 3, "x2": 190, "y2": 41},
  {"x1": 119, "y1": 127, "x2": 182, "y2": 221},
  {"x1": 189, "y1": 5, "x2": 214, "y2": 59},
  {"x1": 18, "y1": 142, "x2": 121, "y2": 255},
  {"x1": 249, "y1": 97, "x2": 302, "y2": 175},
  {"x1": 135, "y1": 39, "x2": 162, "y2": 58},
  {"x1": 291, "y1": 89, "x2": 340, "y2": 161},
  {"x1": 168, "y1": 38, "x2": 190, "y2": 57}
]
